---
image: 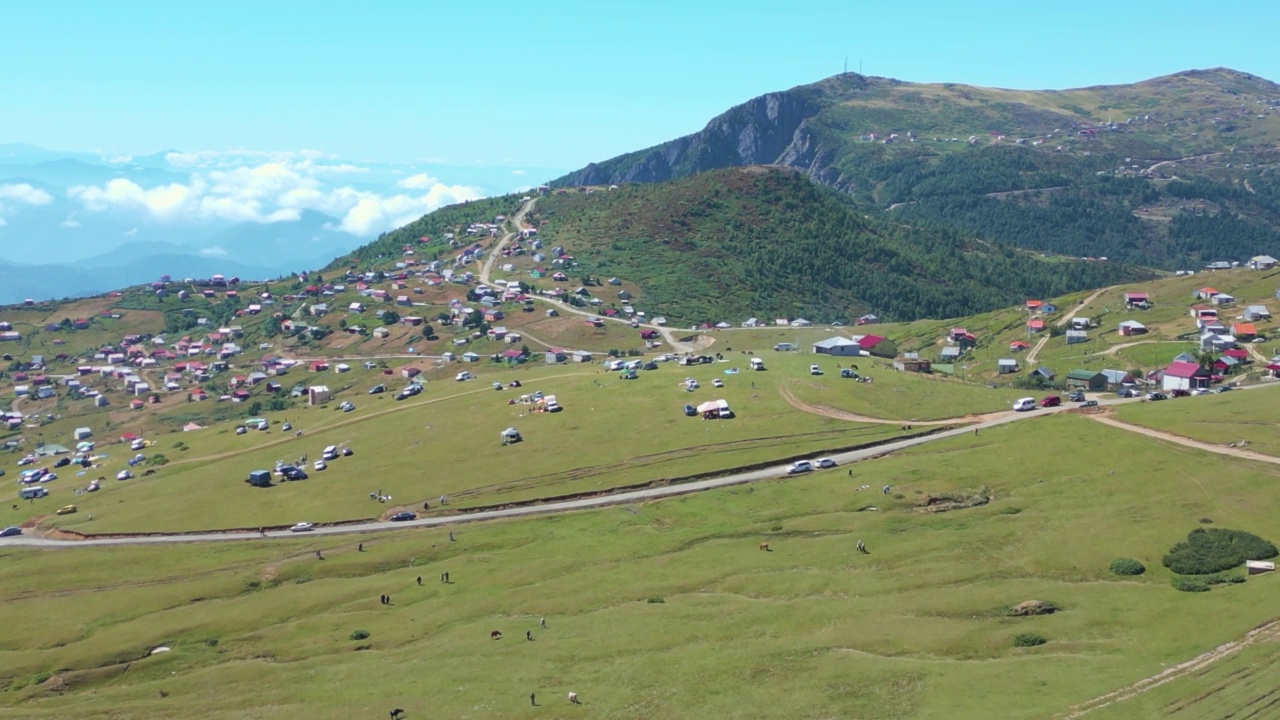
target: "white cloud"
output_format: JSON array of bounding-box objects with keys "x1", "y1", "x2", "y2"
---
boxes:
[
  {"x1": 398, "y1": 173, "x2": 438, "y2": 190},
  {"x1": 60, "y1": 217, "x2": 81, "y2": 228},
  {"x1": 66, "y1": 154, "x2": 482, "y2": 236},
  {"x1": 336, "y1": 184, "x2": 482, "y2": 235},
  {"x1": 198, "y1": 246, "x2": 228, "y2": 257},
  {"x1": 123, "y1": 227, "x2": 138, "y2": 236},
  {"x1": 0, "y1": 183, "x2": 54, "y2": 205},
  {"x1": 0, "y1": 216, "x2": 6, "y2": 226},
  {"x1": 511, "y1": 169, "x2": 526, "y2": 175},
  {"x1": 69, "y1": 178, "x2": 201, "y2": 221}
]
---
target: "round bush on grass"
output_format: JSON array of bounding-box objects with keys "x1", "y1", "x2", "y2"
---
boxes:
[
  {"x1": 1163, "y1": 528, "x2": 1278, "y2": 575},
  {"x1": 1013, "y1": 633, "x2": 1047, "y2": 647},
  {"x1": 1110, "y1": 558, "x2": 1146, "y2": 576},
  {"x1": 349, "y1": 630, "x2": 370, "y2": 641}
]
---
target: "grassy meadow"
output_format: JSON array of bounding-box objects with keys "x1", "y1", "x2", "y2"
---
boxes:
[
  {"x1": 2, "y1": 414, "x2": 1280, "y2": 719},
  {"x1": 1112, "y1": 386, "x2": 1280, "y2": 457}
]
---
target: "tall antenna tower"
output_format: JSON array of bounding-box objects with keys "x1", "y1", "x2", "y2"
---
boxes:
[{"x1": 844, "y1": 56, "x2": 848, "y2": 75}]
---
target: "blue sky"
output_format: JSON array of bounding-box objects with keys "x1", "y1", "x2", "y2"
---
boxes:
[{"x1": 3, "y1": 0, "x2": 1279, "y2": 170}]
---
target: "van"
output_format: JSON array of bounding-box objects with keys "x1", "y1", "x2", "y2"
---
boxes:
[
  {"x1": 544, "y1": 395, "x2": 560, "y2": 412},
  {"x1": 1040, "y1": 395, "x2": 1061, "y2": 408},
  {"x1": 1012, "y1": 397, "x2": 1037, "y2": 412},
  {"x1": 750, "y1": 358, "x2": 765, "y2": 371},
  {"x1": 19, "y1": 486, "x2": 48, "y2": 500},
  {"x1": 322, "y1": 446, "x2": 339, "y2": 461},
  {"x1": 774, "y1": 343, "x2": 796, "y2": 352}
]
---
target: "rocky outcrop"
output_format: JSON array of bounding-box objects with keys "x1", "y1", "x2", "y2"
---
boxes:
[{"x1": 561, "y1": 90, "x2": 828, "y2": 187}]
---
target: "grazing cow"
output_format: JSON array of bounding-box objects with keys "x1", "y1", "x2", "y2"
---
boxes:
[
  {"x1": 568, "y1": 692, "x2": 580, "y2": 704},
  {"x1": 390, "y1": 709, "x2": 404, "y2": 720},
  {"x1": 490, "y1": 630, "x2": 503, "y2": 640},
  {"x1": 759, "y1": 541, "x2": 770, "y2": 552}
]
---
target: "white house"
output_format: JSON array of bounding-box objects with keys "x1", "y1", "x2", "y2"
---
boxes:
[
  {"x1": 997, "y1": 358, "x2": 1019, "y2": 374},
  {"x1": 812, "y1": 337, "x2": 861, "y2": 356},
  {"x1": 1249, "y1": 255, "x2": 1278, "y2": 270},
  {"x1": 1200, "y1": 332, "x2": 1236, "y2": 352},
  {"x1": 1244, "y1": 305, "x2": 1272, "y2": 321},
  {"x1": 1065, "y1": 330, "x2": 1088, "y2": 344}
]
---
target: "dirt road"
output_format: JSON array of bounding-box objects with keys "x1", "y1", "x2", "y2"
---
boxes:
[
  {"x1": 1026, "y1": 285, "x2": 1114, "y2": 365},
  {"x1": 1087, "y1": 412, "x2": 1280, "y2": 466}
]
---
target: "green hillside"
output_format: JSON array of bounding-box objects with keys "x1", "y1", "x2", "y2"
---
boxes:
[
  {"x1": 557, "y1": 68, "x2": 1280, "y2": 268},
  {"x1": 531, "y1": 167, "x2": 1145, "y2": 323}
]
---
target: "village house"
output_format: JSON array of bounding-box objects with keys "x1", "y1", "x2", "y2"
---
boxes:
[
  {"x1": 1123, "y1": 292, "x2": 1150, "y2": 308},
  {"x1": 854, "y1": 334, "x2": 897, "y2": 358},
  {"x1": 373, "y1": 327, "x2": 390, "y2": 339},
  {"x1": 1162, "y1": 361, "x2": 1211, "y2": 392},
  {"x1": 1032, "y1": 367, "x2": 1055, "y2": 381},
  {"x1": 1231, "y1": 322, "x2": 1258, "y2": 340},
  {"x1": 1249, "y1": 255, "x2": 1278, "y2": 270},
  {"x1": 1200, "y1": 331, "x2": 1236, "y2": 352},
  {"x1": 1009, "y1": 340, "x2": 1030, "y2": 353},
  {"x1": 1117, "y1": 320, "x2": 1147, "y2": 337},
  {"x1": 1065, "y1": 329, "x2": 1088, "y2": 344},
  {"x1": 1065, "y1": 370, "x2": 1107, "y2": 391},
  {"x1": 1193, "y1": 287, "x2": 1220, "y2": 301},
  {"x1": 1100, "y1": 369, "x2": 1136, "y2": 389},
  {"x1": 1026, "y1": 319, "x2": 1045, "y2": 334},
  {"x1": 1025, "y1": 300, "x2": 1043, "y2": 313},
  {"x1": 997, "y1": 358, "x2": 1019, "y2": 375},
  {"x1": 1070, "y1": 317, "x2": 1093, "y2": 330},
  {"x1": 939, "y1": 346, "x2": 962, "y2": 362},
  {"x1": 893, "y1": 357, "x2": 932, "y2": 373},
  {"x1": 545, "y1": 349, "x2": 567, "y2": 364},
  {"x1": 400, "y1": 366, "x2": 422, "y2": 379},
  {"x1": 571, "y1": 350, "x2": 594, "y2": 363},
  {"x1": 1210, "y1": 292, "x2": 1236, "y2": 306},
  {"x1": 308, "y1": 385, "x2": 331, "y2": 405},
  {"x1": 1244, "y1": 305, "x2": 1272, "y2": 322},
  {"x1": 812, "y1": 337, "x2": 861, "y2": 356}
]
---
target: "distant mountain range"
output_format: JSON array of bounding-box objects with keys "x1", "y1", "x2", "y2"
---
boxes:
[
  {"x1": 556, "y1": 68, "x2": 1280, "y2": 269},
  {"x1": 0, "y1": 143, "x2": 566, "y2": 305}
]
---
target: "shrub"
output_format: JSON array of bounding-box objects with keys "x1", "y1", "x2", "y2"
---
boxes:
[
  {"x1": 1172, "y1": 576, "x2": 1210, "y2": 592},
  {"x1": 1163, "y1": 528, "x2": 1278, "y2": 575},
  {"x1": 646, "y1": 597, "x2": 665, "y2": 604},
  {"x1": 1199, "y1": 517, "x2": 1214, "y2": 524},
  {"x1": 1109, "y1": 558, "x2": 1146, "y2": 576},
  {"x1": 349, "y1": 630, "x2": 370, "y2": 641},
  {"x1": 204, "y1": 637, "x2": 220, "y2": 647},
  {"x1": 1001, "y1": 506, "x2": 1023, "y2": 515},
  {"x1": 1013, "y1": 633, "x2": 1047, "y2": 647}
]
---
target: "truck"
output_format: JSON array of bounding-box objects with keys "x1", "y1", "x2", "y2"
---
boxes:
[
  {"x1": 19, "y1": 486, "x2": 48, "y2": 500},
  {"x1": 246, "y1": 470, "x2": 272, "y2": 487},
  {"x1": 749, "y1": 357, "x2": 765, "y2": 371},
  {"x1": 544, "y1": 395, "x2": 561, "y2": 412}
]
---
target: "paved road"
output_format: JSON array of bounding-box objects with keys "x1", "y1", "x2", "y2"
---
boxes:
[{"x1": 3, "y1": 389, "x2": 1211, "y2": 549}]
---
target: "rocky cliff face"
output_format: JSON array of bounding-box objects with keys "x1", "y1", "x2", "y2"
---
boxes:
[{"x1": 560, "y1": 89, "x2": 829, "y2": 187}]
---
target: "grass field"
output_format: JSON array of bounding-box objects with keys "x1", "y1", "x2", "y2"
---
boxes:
[
  {"x1": 1112, "y1": 386, "x2": 1280, "y2": 458},
  {"x1": 11, "y1": 353, "x2": 914, "y2": 534},
  {"x1": 2, "y1": 414, "x2": 1280, "y2": 719}
]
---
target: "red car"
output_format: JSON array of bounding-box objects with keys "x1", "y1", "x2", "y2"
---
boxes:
[{"x1": 1040, "y1": 395, "x2": 1062, "y2": 408}]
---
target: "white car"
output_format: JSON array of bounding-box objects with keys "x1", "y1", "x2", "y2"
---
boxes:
[
  {"x1": 712, "y1": 378, "x2": 724, "y2": 388},
  {"x1": 1192, "y1": 388, "x2": 1211, "y2": 396},
  {"x1": 116, "y1": 470, "x2": 132, "y2": 481},
  {"x1": 339, "y1": 401, "x2": 355, "y2": 412},
  {"x1": 814, "y1": 458, "x2": 837, "y2": 469},
  {"x1": 809, "y1": 365, "x2": 822, "y2": 375},
  {"x1": 313, "y1": 459, "x2": 327, "y2": 471},
  {"x1": 456, "y1": 371, "x2": 473, "y2": 382},
  {"x1": 290, "y1": 522, "x2": 315, "y2": 533},
  {"x1": 787, "y1": 460, "x2": 813, "y2": 475}
]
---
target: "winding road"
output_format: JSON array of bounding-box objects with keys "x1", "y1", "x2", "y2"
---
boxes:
[
  {"x1": 9, "y1": 381, "x2": 1277, "y2": 548},
  {"x1": 1025, "y1": 285, "x2": 1114, "y2": 365}
]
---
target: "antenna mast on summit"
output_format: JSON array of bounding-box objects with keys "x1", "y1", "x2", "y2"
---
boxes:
[{"x1": 844, "y1": 56, "x2": 848, "y2": 75}]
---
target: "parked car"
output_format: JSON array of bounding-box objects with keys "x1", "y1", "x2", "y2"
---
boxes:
[
  {"x1": 339, "y1": 401, "x2": 355, "y2": 412},
  {"x1": 341, "y1": 447, "x2": 353, "y2": 457},
  {"x1": 1146, "y1": 392, "x2": 1167, "y2": 401},
  {"x1": 1082, "y1": 400, "x2": 1099, "y2": 407},
  {"x1": 313, "y1": 459, "x2": 327, "y2": 471},
  {"x1": 390, "y1": 511, "x2": 416, "y2": 522},
  {"x1": 1169, "y1": 389, "x2": 1190, "y2": 398},
  {"x1": 116, "y1": 470, "x2": 132, "y2": 481},
  {"x1": 1214, "y1": 386, "x2": 1233, "y2": 393},
  {"x1": 455, "y1": 371, "x2": 473, "y2": 382},
  {"x1": 290, "y1": 522, "x2": 315, "y2": 533},
  {"x1": 1040, "y1": 395, "x2": 1061, "y2": 408},
  {"x1": 1013, "y1": 397, "x2": 1037, "y2": 412},
  {"x1": 787, "y1": 460, "x2": 813, "y2": 475},
  {"x1": 0, "y1": 526, "x2": 21, "y2": 537},
  {"x1": 683, "y1": 404, "x2": 697, "y2": 416},
  {"x1": 56, "y1": 505, "x2": 78, "y2": 516},
  {"x1": 492, "y1": 382, "x2": 504, "y2": 390},
  {"x1": 281, "y1": 466, "x2": 308, "y2": 481},
  {"x1": 1067, "y1": 390, "x2": 1085, "y2": 402},
  {"x1": 1117, "y1": 388, "x2": 1141, "y2": 398},
  {"x1": 281, "y1": 423, "x2": 292, "y2": 431},
  {"x1": 809, "y1": 364, "x2": 822, "y2": 375},
  {"x1": 814, "y1": 458, "x2": 837, "y2": 469},
  {"x1": 54, "y1": 457, "x2": 71, "y2": 468},
  {"x1": 712, "y1": 378, "x2": 724, "y2": 388},
  {"x1": 369, "y1": 384, "x2": 386, "y2": 394},
  {"x1": 236, "y1": 426, "x2": 248, "y2": 435},
  {"x1": 1192, "y1": 388, "x2": 1211, "y2": 396}
]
